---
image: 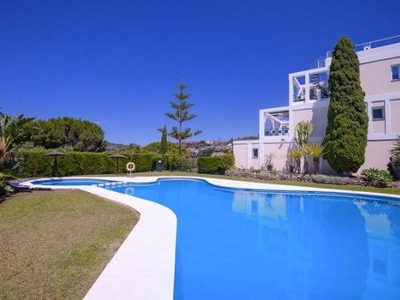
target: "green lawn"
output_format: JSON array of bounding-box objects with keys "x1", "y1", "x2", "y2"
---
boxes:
[{"x1": 0, "y1": 189, "x2": 139, "y2": 300}]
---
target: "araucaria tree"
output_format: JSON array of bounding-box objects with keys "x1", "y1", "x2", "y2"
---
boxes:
[
  {"x1": 323, "y1": 36, "x2": 368, "y2": 173},
  {"x1": 165, "y1": 82, "x2": 202, "y2": 155}
]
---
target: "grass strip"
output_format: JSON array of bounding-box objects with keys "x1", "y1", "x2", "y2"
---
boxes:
[{"x1": 0, "y1": 189, "x2": 139, "y2": 300}]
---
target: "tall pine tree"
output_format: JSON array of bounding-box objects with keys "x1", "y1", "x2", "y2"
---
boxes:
[
  {"x1": 323, "y1": 36, "x2": 368, "y2": 173},
  {"x1": 165, "y1": 80, "x2": 202, "y2": 155}
]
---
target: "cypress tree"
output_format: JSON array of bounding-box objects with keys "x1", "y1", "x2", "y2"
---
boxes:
[
  {"x1": 160, "y1": 125, "x2": 168, "y2": 154},
  {"x1": 323, "y1": 36, "x2": 368, "y2": 173}
]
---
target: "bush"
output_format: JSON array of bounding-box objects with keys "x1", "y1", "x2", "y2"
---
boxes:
[
  {"x1": 311, "y1": 174, "x2": 350, "y2": 185},
  {"x1": 198, "y1": 154, "x2": 234, "y2": 174},
  {"x1": 0, "y1": 173, "x2": 14, "y2": 198},
  {"x1": 394, "y1": 155, "x2": 400, "y2": 169},
  {"x1": 330, "y1": 176, "x2": 351, "y2": 185},
  {"x1": 311, "y1": 174, "x2": 327, "y2": 184},
  {"x1": 161, "y1": 155, "x2": 191, "y2": 171},
  {"x1": 8, "y1": 150, "x2": 229, "y2": 177},
  {"x1": 226, "y1": 168, "x2": 354, "y2": 186},
  {"x1": 389, "y1": 155, "x2": 400, "y2": 181},
  {"x1": 279, "y1": 173, "x2": 289, "y2": 180},
  {"x1": 361, "y1": 168, "x2": 393, "y2": 188},
  {"x1": 13, "y1": 151, "x2": 158, "y2": 177}
]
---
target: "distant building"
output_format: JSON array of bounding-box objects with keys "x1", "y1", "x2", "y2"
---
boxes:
[{"x1": 234, "y1": 36, "x2": 400, "y2": 174}]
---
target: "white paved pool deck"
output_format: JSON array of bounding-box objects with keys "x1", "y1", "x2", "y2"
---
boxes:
[{"x1": 22, "y1": 176, "x2": 400, "y2": 300}]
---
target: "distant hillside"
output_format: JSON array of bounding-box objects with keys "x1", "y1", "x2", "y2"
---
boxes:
[{"x1": 106, "y1": 142, "x2": 127, "y2": 151}]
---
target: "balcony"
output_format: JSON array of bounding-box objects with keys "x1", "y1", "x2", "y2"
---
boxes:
[
  {"x1": 291, "y1": 71, "x2": 330, "y2": 104},
  {"x1": 264, "y1": 128, "x2": 289, "y2": 136},
  {"x1": 263, "y1": 111, "x2": 289, "y2": 137}
]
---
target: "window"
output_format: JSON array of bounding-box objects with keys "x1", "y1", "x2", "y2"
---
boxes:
[
  {"x1": 372, "y1": 107, "x2": 385, "y2": 120},
  {"x1": 373, "y1": 258, "x2": 388, "y2": 282},
  {"x1": 392, "y1": 65, "x2": 399, "y2": 80},
  {"x1": 252, "y1": 148, "x2": 258, "y2": 158}
]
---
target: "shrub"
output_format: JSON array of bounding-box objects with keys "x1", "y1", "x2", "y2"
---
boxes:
[
  {"x1": 391, "y1": 155, "x2": 400, "y2": 181},
  {"x1": 225, "y1": 169, "x2": 251, "y2": 178},
  {"x1": 256, "y1": 171, "x2": 277, "y2": 181},
  {"x1": 375, "y1": 172, "x2": 393, "y2": 188},
  {"x1": 162, "y1": 155, "x2": 190, "y2": 171},
  {"x1": 390, "y1": 135, "x2": 400, "y2": 160},
  {"x1": 198, "y1": 154, "x2": 234, "y2": 174},
  {"x1": 279, "y1": 173, "x2": 289, "y2": 180},
  {"x1": 311, "y1": 174, "x2": 350, "y2": 185},
  {"x1": 197, "y1": 157, "x2": 219, "y2": 174},
  {"x1": 394, "y1": 155, "x2": 400, "y2": 169},
  {"x1": 361, "y1": 168, "x2": 393, "y2": 188},
  {"x1": 301, "y1": 174, "x2": 312, "y2": 182},
  {"x1": 225, "y1": 168, "x2": 355, "y2": 186},
  {"x1": 330, "y1": 176, "x2": 351, "y2": 185},
  {"x1": 311, "y1": 174, "x2": 327, "y2": 183},
  {"x1": 130, "y1": 154, "x2": 156, "y2": 172},
  {"x1": 0, "y1": 173, "x2": 14, "y2": 198},
  {"x1": 13, "y1": 151, "x2": 157, "y2": 177}
]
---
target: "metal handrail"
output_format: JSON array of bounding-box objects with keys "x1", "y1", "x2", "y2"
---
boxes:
[{"x1": 325, "y1": 34, "x2": 400, "y2": 58}]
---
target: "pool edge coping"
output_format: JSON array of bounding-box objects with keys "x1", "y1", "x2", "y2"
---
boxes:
[
  {"x1": 22, "y1": 176, "x2": 177, "y2": 300},
  {"x1": 21, "y1": 175, "x2": 400, "y2": 300}
]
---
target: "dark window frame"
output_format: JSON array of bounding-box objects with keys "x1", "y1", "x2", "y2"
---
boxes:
[
  {"x1": 372, "y1": 106, "x2": 385, "y2": 121},
  {"x1": 392, "y1": 65, "x2": 399, "y2": 81},
  {"x1": 252, "y1": 148, "x2": 258, "y2": 158}
]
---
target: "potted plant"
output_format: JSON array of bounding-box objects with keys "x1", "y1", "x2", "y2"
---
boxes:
[{"x1": 265, "y1": 152, "x2": 276, "y2": 171}]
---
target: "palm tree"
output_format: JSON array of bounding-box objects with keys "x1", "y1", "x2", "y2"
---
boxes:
[
  {"x1": 295, "y1": 121, "x2": 314, "y2": 173},
  {"x1": 390, "y1": 135, "x2": 400, "y2": 178},
  {"x1": 304, "y1": 143, "x2": 328, "y2": 174},
  {"x1": 391, "y1": 135, "x2": 400, "y2": 158},
  {"x1": 0, "y1": 113, "x2": 34, "y2": 164},
  {"x1": 0, "y1": 136, "x2": 11, "y2": 164},
  {"x1": 289, "y1": 147, "x2": 302, "y2": 174}
]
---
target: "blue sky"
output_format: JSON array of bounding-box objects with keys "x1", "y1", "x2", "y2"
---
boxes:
[{"x1": 1, "y1": 0, "x2": 399, "y2": 145}]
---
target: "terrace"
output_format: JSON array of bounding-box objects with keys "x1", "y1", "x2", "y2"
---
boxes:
[
  {"x1": 289, "y1": 35, "x2": 400, "y2": 106},
  {"x1": 290, "y1": 67, "x2": 330, "y2": 105},
  {"x1": 262, "y1": 110, "x2": 290, "y2": 138}
]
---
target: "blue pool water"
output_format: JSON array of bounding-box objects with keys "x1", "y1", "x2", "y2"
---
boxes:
[
  {"x1": 109, "y1": 179, "x2": 400, "y2": 299},
  {"x1": 31, "y1": 178, "x2": 119, "y2": 186}
]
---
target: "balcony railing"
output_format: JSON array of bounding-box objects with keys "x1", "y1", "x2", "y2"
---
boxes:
[
  {"x1": 326, "y1": 34, "x2": 400, "y2": 58},
  {"x1": 264, "y1": 128, "x2": 289, "y2": 136}
]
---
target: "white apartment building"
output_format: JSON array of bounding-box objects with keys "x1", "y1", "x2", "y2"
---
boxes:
[{"x1": 233, "y1": 35, "x2": 400, "y2": 174}]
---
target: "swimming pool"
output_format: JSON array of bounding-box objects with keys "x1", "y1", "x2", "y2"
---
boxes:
[
  {"x1": 31, "y1": 178, "x2": 120, "y2": 186},
  {"x1": 108, "y1": 178, "x2": 400, "y2": 300}
]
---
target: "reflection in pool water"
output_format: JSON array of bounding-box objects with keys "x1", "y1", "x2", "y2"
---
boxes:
[{"x1": 109, "y1": 179, "x2": 400, "y2": 300}]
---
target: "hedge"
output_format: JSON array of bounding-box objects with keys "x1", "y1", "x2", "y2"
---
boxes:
[
  {"x1": 12, "y1": 151, "x2": 159, "y2": 177},
  {"x1": 5, "y1": 151, "x2": 235, "y2": 177},
  {"x1": 197, "y1": 154, "x2": 234, "y2": 174}
]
